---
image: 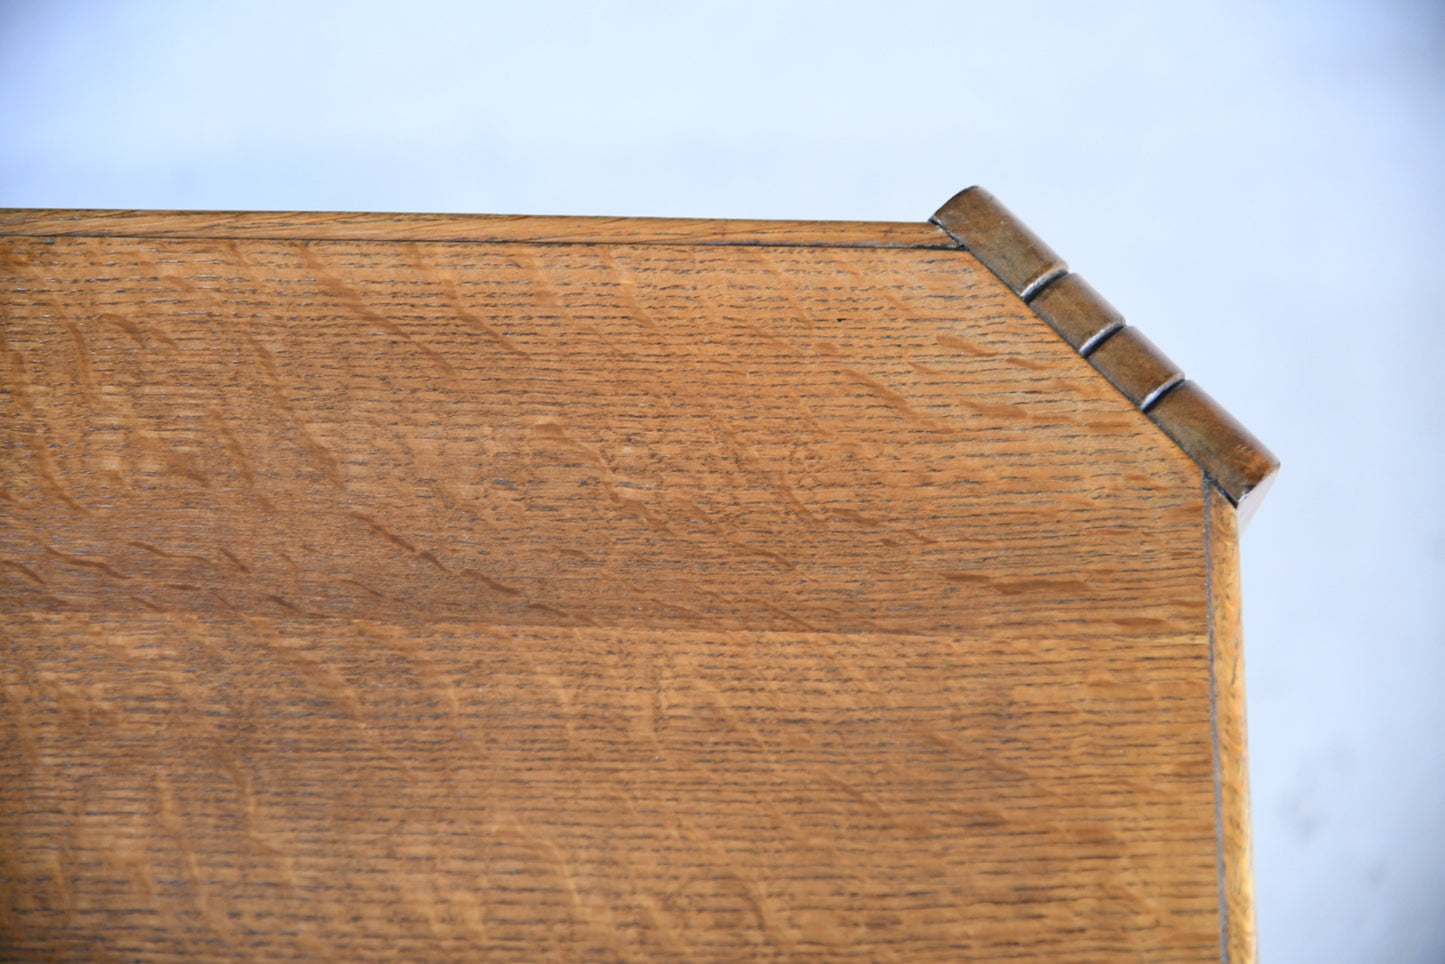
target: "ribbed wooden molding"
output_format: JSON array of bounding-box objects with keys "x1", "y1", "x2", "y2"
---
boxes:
[{"x1": 932, "y1": 187, "x2": 1279, "y2": 527}]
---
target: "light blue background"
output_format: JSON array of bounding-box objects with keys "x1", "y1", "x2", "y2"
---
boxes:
[{"x1": 4, "y1": 2, "x2": 1442, "y2": 960}]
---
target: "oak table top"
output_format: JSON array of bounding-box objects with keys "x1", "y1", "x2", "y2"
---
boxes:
[{"x1": 1, "y1": 189, "x2": 1274, "y2": 962}]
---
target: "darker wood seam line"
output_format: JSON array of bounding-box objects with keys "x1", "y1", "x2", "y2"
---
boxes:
[
  {"x1": 0, "y1": 232, "x2": 954, "y2": 250},
  {"x1": 928, "y1": 216, "x2": 969, "y2": 251}
]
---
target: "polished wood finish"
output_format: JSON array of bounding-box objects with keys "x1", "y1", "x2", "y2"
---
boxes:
[
  {"x1": 930, "y1": 187, "x2": 1067, "y2": 299},
  {"x1": 1149, "y1": 382, "x2": 1279, "y2": 528},
  {"x1": 1087, "y1": 326, "x2": 1185, "y2": 411},
  {"x1": 932, "y1": 186, "x2": 1278, "y2": 526},
  {"x1": 2, "y1": 203, "x2": 1260, "y2": 961},
  {"x1": 1029, "y1": 272, "x2": 1124, "y2": 354}
]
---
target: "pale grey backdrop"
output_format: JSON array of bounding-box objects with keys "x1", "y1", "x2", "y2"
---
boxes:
[{"x1": 3, "y1": 2, "x2": 1442, "y2": 960}]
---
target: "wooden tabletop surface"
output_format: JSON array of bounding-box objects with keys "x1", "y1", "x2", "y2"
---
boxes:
[{"x1": 1, "y1": 214, "x2": 1253, "y2": 961}]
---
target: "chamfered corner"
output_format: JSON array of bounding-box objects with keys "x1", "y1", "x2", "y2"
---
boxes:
[{"x1": 930, "y1": 185, "x2": 1279, "y2": 527}]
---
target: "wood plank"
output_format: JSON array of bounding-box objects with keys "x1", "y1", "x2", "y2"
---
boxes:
[
  {"x1": 0, "y1": 210, "x2": 954, "y2": 248},
  {"x1": 3, "y1": 615, "x2": 1221, "y2": 962},
  {"x1": 0, "y1": 238, "x2": 1205, "y2": 639},
  {"x1": 2, "y1": 232, "x2": 1223, "y2": 960}
]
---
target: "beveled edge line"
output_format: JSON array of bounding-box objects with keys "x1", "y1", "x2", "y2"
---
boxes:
[
  {"x1": 0, "y1": 209, "x2": 956, "y2": 249},
  {"x1": 931, "y1": 186, "x2": 1279, "y2": 528},
  {"x1": 1203, "y1": 472, "x2": 1231, "y2": 963},
  {"x1": 1204, "y1": 479, "x2": 1259, "y2": 963}
]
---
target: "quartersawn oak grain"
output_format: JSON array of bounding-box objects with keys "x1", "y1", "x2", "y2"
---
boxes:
[
  {"x1": 2, "y1": 216, "x2": 1244, "y2": 961},
  {"x1": 5, "y1": 616, "x2": 1221, "y2": 961},
  {"x1": 0, "y1": 239, "x2": 1205, "y2": 638}
]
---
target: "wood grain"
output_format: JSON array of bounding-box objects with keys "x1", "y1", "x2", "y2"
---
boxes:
[
  {"x1": 0, "y1": 238, "x2": 1205, "y2": 638},
  {"x1": 2, "y1": 222, "x2": 1239, "y2": 960},
  {"x1": 1207, "y1": 482, "x2": 1257, "y2": 963},
  {"x1": 4, "y1": 615, "x2": 1221, "y2": 961}
]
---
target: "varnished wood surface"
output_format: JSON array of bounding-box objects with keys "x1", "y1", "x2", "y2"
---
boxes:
[
  {"x1": 0, "y1": 209, "x2": 953, "y2": 248},
  {"x1": 1027, "y1": 273, "x2": 1124, "y2": 355},
  {"x1": 2, "y1": 224, "x2": 1241, "y2": 960},
  {"x1": 1087, "y1": 327, "x2": 1185, "y2": 412},
  {"x1": 931, "y1": 187, "x2": 1067, "y2": 300},
  {"x1": 1148, "y1": 382, "x2": 1279, "y2": 528}
]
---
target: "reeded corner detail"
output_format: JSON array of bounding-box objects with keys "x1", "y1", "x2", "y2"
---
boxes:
[
  {"x1": 1087, "y1": 328, "x2": 1184, "y2": 412},
  {"x1": 1150, "y1": 383, "x2": 1280, "y2": 529},
  {"x1": 931, "y1": 187, "x2": 1068, "y2": 300},
  {"x1": 1029, "y1": 273, "x2": 1124, "y2": 355},
  {"x1": 932, "y1": 186, "x2": 1279, "y2": 527}
]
